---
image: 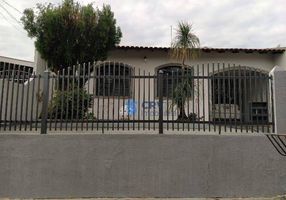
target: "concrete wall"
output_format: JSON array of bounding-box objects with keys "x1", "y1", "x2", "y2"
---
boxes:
[
  {"x1": 33, "y1": 50, "x2": 47, "y2": 74},
  {"x1": 270, "y1": 66, "x2": 286, "y2": 134},
  {"x1": 0, "y1": 134, "x2": 285, "y2": 199}
]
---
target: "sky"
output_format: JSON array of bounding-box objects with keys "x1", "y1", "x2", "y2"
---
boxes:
[{"x1": 0, "y1": 0, "x2": 285, "y2": 61}]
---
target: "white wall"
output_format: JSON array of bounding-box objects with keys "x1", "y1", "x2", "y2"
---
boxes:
[
  {"x1": 84, "y1": 49, "x2": 277, "y2": 121},
  {"x1": 274, "y1": 50, "x2": 286, "y2": 68},
  {"x1": 108, "y1": 49, "x2": 277, "y2": 74},
  {"x1": 33, "y1": 50, "x2": 47, "y2": 74},
  {"x1": 0, "y1": 56, "x2": 33, "y2": 68}
]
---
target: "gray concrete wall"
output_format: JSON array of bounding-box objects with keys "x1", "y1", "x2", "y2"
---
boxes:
[
  {"x1": 270, "y1": 66, "x2": 286, "y2": 134},
  {"x1": 274, "y1": 50, "x2": 286, "y2": 69},
  {"x1": 0, "y1": 134, "x2": 285, "y2": 199}
]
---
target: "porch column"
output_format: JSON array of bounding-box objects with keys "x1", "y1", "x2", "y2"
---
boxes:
[{"x1": 270, "y1": 66, "x2": 286, "y2": 134}]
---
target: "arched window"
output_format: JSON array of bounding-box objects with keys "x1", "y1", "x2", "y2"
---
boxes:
[
  {"x1": 156, "y1": 64, "x2": 192, "y2": 97},
  {"x1": 212, "y1": 67, "x2": 268, "y2": 105},
  {"x1": 95, "y1": 62, "x2": 133, "y2": 97},
  {"x1": 211, "y1": 67, "x2": 269, "y2": 123}
]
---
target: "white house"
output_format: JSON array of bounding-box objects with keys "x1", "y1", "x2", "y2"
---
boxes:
[
  {"x1": 85, "y1": 46, "x2": 286, "y2": 125},
  {"x1": 1, "y1": 46, "x2": 286, "y2": 131}
]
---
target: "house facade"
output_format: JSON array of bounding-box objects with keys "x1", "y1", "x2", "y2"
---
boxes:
[
  {"x1": 86, "y1": 46, "x2": 285, "y2": 126},
  {"x1": 1, "y1": 46, "x2": 286, "y2": 131}
]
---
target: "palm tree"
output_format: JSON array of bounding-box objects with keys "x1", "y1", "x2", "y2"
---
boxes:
[
  {"x1": 170, "y1": 22, "x2": 200, "y2": 66},
  {"x1": 170, "y1": 22, "x2": 200, "y2": 120}
]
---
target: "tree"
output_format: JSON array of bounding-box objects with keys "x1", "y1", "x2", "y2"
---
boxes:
[
  {"x1": 21, "y1": 0, "x2": 122, "y2": 72},
  {"x1": 170, "y1": 22, "x2": 200, "y2": 120},
  {"x1": 170, "y1": 22, "x2": 200, "y2": 66}
]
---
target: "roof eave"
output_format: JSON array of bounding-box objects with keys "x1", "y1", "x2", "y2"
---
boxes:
[{"x1": 114, "y1": 46, "x2": 285, "y2": 54}]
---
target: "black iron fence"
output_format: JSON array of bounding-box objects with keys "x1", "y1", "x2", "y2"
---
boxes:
[{"x1": 0, "y1": 62, "x2": 274, "y2": 134}]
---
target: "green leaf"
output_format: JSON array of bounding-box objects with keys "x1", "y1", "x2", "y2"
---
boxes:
[{"x1": 21, "y1": 0, "x2": 122, "y2": 72}]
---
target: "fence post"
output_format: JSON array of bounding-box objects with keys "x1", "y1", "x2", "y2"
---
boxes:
[
  {"x1": 158, "y1": 71, "x2": 164, "y2": 134},
  {"x1": 269, "y1": 66, "x2": 286, "y2": 134},
  {"x1": 41, "y1": 70, "x2": 50, "y2": 134}
]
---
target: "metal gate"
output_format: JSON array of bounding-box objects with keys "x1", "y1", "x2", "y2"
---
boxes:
[{"x1": 0, "y1": 61, "x2": 274, "y2": 134}]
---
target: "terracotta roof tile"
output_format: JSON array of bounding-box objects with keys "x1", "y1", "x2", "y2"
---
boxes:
[{"x1": 115, "y1": 45, "x2": 285, "y2": 54}]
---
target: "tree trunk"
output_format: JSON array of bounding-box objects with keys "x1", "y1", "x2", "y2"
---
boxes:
[{"x1": 178, "y1": 103, "x2": 187, "y2": 120}]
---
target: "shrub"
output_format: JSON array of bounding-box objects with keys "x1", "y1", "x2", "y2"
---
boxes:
[{"x1": 48, "y1": 87, "x2": 93, "y2": 120}]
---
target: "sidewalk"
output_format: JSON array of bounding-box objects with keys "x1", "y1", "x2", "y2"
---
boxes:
[{"x1": 2, "y1": 197, "x2": 286, "y2": 200}]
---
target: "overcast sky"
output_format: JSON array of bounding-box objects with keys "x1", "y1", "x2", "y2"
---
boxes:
[{"x1": 0, "y1": 0, "x2": 285, "y2": 61}]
